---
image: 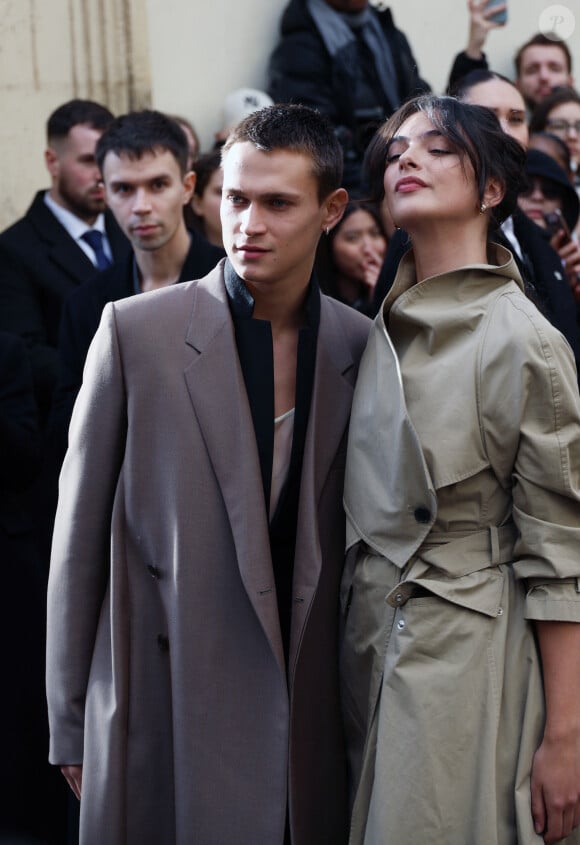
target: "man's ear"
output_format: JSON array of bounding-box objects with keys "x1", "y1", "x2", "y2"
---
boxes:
[
  {"x1": 322, "y1": 187, "x2": 348, "y2": 233},
  {"x1": 45, "y1": 147, "x2": 59, "y2": 181},
  {"x1": 183, "y1": 170, "x2": 196, "y2": 206}
]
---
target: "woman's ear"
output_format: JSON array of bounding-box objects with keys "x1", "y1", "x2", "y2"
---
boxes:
[{"x1": 482, "y1": 176, "x2": 505, "y2": 212}]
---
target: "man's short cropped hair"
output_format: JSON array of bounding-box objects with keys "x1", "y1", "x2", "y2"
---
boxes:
[
  {"x1": 515, "y1": 33, "x2": 573, "y2": 76},
  {"x1": 221, "y1": 103, "x2": 344, "y2": 202},
  {"x1": 47, "y1": 99, "x2": 115, "y2": 143},
  {"x1": 95, "y1": 110, "x2": 190, "y2": 176}
]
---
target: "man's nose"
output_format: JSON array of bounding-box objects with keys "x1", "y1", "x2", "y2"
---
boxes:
[
  {"x1": 132, "y1": 188, "x2": 151, "y2": 213},
  {"x1": 240, "y1": 203, "x2": 265, "y2": 233}
]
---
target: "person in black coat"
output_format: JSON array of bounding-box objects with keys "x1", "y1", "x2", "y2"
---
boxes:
[
  {"x1": 0, "y1": 332, "x2": 69, "y2": 844},
  {"x1": 0, "y1": 100, "x2": 130, "y2": 425},
  {"x1": 48, "y1": 110, "x2": 225, "y2": 463},
  {"x1": 268, "y1": 0, "x2": 429, "y2": 194}
]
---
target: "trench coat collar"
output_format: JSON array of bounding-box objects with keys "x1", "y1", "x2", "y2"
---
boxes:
[
  {"x1": 382, "y1": 243, "x2": 524, "y2": 315},
  {"x1": 183, "y1": 264, "x2": 357, "y2": 679}
]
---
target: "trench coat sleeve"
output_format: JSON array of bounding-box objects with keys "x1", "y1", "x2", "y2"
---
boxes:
[
  {"x1": 46, "y1": 303, "x2": 127, "y2": 764},
  {"x1": 479, "y1": 291, "x2": 580, "y2": 622}
]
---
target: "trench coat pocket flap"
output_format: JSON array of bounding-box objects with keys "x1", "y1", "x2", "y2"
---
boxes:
[{"x1": 386, "y1": 568, "x2": 506, "y2": 618}]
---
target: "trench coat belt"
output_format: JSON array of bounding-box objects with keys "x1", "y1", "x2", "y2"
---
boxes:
[
  {"x1": 418, "y1": 523, "x2": 518, "y2": 571},
  {"x1": 385, "y1": 523, "x2": 518, "y2": 612}
]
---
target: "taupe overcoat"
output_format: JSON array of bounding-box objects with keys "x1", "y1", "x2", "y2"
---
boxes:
[
  {"x1": 46, "y1": 261, "x2": 370, "y2": 844},
  {"x1": 340, "y1": 247, "x2": 580, "y2": 844}
]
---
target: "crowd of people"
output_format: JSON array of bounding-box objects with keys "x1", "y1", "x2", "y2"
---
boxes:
[{"x1": 1, "y1": 1, "x2": 580, "y2": 844}]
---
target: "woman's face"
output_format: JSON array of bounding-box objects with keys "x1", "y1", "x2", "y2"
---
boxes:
[
  {"x1": 517, "y1": 176, "x2": 564, "y2": 228},
  {"x1": 461, "y1": 79, "x2": 529, "y2": 149},
  {"x1": 545, "y1": 101, "x2": 580, "y2": 168},
  {"x1": 192, "y1": 167, "x2": 224, "y2": 245},
  {"x1": 332, "y1": 209, "x2": 387, "y2": 282},
  {"x1": 383, "y1": 111, "x2": 478, "y2": 231}
]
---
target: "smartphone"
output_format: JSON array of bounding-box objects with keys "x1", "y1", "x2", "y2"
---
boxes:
[
  {"x1": 543, "y1": 208, "x2": 571, "y2": 241},
  {"x1": 485, "y1": 0, "x2": 508, "y2": 25}
]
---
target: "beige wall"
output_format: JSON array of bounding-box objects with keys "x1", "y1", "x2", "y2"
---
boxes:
[
  {"x1": 0, "y1": 0, "x2": 150, "y2": 228},
  {"x1": 387, "y1": 0, "x2": 580, "y2": 95},
  {"x1": 0, "y1": 0, "x2": 578, "y2": 229}
]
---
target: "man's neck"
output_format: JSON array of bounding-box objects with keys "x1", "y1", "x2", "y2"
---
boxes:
[
  {"x1": 250, "y1": 279, "x2": 310, "y2": 332},
  {"x1": 47, "y1": 188, "x2": 98, "y2": 227},
  {"x1": 136, "y1": 226, "x2": 191, "y2": 293}
]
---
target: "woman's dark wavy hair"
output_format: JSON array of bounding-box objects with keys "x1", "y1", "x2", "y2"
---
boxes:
[{"x1": 364, "y1": 94, "x2": 526, "y2": 229}]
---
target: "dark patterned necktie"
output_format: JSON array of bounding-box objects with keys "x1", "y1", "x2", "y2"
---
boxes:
[{"x1": 81, "y1": 229, "x2": 111, "y2": 271}]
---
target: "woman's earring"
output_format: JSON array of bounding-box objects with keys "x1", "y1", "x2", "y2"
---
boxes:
[
  {"x1": 479, "y1": 202, "x2": 487, "y2": 214},
  {"x1": 325, "y1": 226, "x2": 330, "y2": 236}
]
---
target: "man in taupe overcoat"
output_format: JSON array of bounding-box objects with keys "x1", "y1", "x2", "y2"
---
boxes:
[{"x1": 46, "y1": 104, "x2": 370, "y2": 844}]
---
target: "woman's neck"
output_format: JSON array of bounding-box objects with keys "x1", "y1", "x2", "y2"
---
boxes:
[{"x1": 409, "y1": 222, "x2": 490, "y2": 283}]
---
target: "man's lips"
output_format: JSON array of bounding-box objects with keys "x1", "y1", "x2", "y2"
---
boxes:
[
  {"x1": 235, "y1": 244, "x2": 269, "y2": 258},
  {"x1": 395, "y1": 176, "x2": 427, "y2": 193},
  {"x1": 131, "y1": 224, "x2": 159, "y2": 236}
]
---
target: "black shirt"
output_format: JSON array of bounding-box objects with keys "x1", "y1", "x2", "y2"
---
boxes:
[{"x1": 224, "y1": 259, "x2": 320, "y2": 660}]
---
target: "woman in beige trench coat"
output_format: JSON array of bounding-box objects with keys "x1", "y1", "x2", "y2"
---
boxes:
[{"x1": 340, "y1": 94, "x2": 580, "y2": 845}]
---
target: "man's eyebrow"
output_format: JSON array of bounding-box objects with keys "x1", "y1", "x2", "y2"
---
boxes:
[
  {"x1": 109, "y1": 171, "x2": 172, "y2": 186},
  {"x1": 222, "y1": 188, "x2": 301, "y2": 200}
]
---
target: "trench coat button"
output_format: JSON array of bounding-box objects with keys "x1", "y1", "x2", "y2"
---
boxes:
[
  {"x1": 414, "y1": 506, "x2": 431, "y2": 524},
  {"x1": 147, "y1": 564, "x2": 160, "y2": 579},
  {"x1": 394, "y1": 592, "x2": 404, "y2": 604},
  {"x1": 157, "y1": 634, "x2": 169, "y2": 653},
  {"x1": 397, "y1": 619, "x2": 405, "y2": 631}
]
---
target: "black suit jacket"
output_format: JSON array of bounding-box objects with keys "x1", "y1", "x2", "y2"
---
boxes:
[
  {"x1": 49, "y1": 228, "x2": 225, "y2": 461},
  {"x1": 0, "y1": 190, "x2": 130, "y2": 420}
]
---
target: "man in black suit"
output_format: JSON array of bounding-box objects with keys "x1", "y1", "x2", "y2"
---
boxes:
[
  {"x1": 0, "y1": 99, "x2": 130, "y2": 423},
  {"x1": 50, "y1": 110, "x2": 225, "y2": 460}
]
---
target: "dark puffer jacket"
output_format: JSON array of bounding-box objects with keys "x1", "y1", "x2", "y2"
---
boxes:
[{"x1": 268, "y1": 0, "x2": 429, "y2": 191}]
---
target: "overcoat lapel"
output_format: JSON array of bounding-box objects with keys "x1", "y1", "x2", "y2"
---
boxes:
[
  {"x1": 289, "y1": 299, "x2": 357, "y2": 670},
  {"x1": 28, "y1": 193, "x2": 96, "y2": 285},
  {"x1": 182, "y1": 268, "x2": 286, "y2": 675}
]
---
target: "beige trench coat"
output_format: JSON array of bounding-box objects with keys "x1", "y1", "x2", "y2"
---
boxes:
[
  {"x1": 46, "y1": 262, "x2": 371, "y2": 845},
  {"x1": 340, "y1": 247, "x2": 580, "y2": 844}
]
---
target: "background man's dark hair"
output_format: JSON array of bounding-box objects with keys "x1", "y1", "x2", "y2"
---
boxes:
[
  {"x1": 222, "y1": 103, "x2": 343, "y2": 201},
  {"x1": 514, "y1": 33, "x2": 573, "y2": 76},
  {"x1": 47, "y1": 99, "x2": 115, "y2": 143},
  {"x1": 96, "y1": 110, "x2": 190, "y2": 176}
]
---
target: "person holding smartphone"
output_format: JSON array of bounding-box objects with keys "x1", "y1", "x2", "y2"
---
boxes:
[{"x1": 517, "y1": 149, "x2": 580, "y2": 304}]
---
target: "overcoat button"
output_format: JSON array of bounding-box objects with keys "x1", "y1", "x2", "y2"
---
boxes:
[
  {"x1": 414, "y1": 506, "x2": 431, "y2": 524},
  {"x1": 397, "y1": 619, "x2": 405, "y2": 631},
  {"x1": 147, "y1": 564, "x2": 160, "y2": 579},
  {"x1": 157, "y1": 634, "x2": 169, "y2": 653},
  {"x1": 394, "y1": 593, "x2": 403, "y2": 604}
]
